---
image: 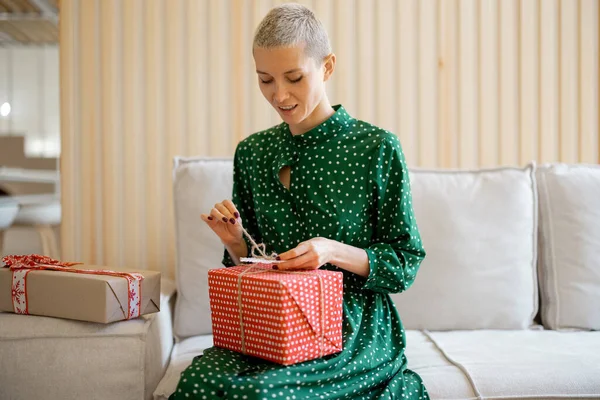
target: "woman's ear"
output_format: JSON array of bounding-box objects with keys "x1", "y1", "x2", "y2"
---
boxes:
[{"x1": 323, "y1": 53, "x2": 336, "y2": 82}]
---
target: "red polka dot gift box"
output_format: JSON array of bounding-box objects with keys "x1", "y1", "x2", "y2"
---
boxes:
[{"x1": 208, "y1": 264, "x2": 343, "y2": 365}]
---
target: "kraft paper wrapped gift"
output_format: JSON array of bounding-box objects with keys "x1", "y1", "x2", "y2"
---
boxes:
[
  {"x1": 208, "y1": 264, "x2": 344, "y2": 365},
  {"x1": 0, "y1": 254, "x2": 161, "y2": 323}
]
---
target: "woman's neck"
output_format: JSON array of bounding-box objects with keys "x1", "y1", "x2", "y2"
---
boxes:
[{"x1": 289, "y1": 99, "x2": 335, "y2": 136}]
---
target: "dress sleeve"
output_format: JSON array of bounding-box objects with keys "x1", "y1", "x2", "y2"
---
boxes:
[
  {"x1": 362, "y1": 136, "x2": 426, "y2": 294},
  {"x1": 221, "y1": 145, "x2": 262, "y2": 267}
]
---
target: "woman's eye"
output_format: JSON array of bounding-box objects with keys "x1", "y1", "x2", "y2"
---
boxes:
[
  {"x1": 289, "y1": 76, "x2": 303, "y2": 83},
  {"x1": 260, "y1": 79, "x2": 273, "y2": 84}
]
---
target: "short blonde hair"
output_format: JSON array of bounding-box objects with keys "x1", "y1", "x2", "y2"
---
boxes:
[{"x1": 253, "y1": 3, "x2": 332, "y2": 62}]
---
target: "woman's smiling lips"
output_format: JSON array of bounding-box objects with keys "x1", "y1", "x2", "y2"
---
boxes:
[{"x1": 278, "y1": 104, "x2": 298, "y2": 115}]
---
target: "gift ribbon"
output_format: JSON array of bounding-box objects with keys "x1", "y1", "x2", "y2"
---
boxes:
[
  {"x1": 237, "y1": 222, "x2": 279, "y2": 264},
  {"x1": 235, "y1": 265, "x2": 326, "y2": 359},
  {"x1": 2, "y1": 254, "x2": 144, "y2": 320}
]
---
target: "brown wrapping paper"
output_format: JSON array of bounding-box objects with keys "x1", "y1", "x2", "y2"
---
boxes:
[{"x1": 0, "y1": 266, "x2": 161, "y2": 323}]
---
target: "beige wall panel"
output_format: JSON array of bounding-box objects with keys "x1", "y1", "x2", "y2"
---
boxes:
[
  {"x1": 143, "y1": 0, "x2": 166, "y2": 271},
  {"x1": 313, "y1": 0, "x2": 337, "y2": 105},
  {"x1": 438, "y1": 0, "x2": 459, "y2": 168},
  {"x1": 519, "y1": 0, "x2": 539, "y2": 165},
  {"x1": 122, "y1": 0, "x2": 145, "y2": 269},
  {"x1": 419, "y1": 0, "x2": 438, "y2": 167},
  {"x1": 559, "y1": 0, "x2": 579, "y2": 163},
  {"x1": 579, "y1": 0, "x2": 599, "y2": 163},
  {"x1": 375, "y1": 0, "x2": 396, "y2": 132},
  {"x1": 59, "y1": 0, "x2": 78, "y2": 260},
  {"x1": 293, "y1": 0, "x2": 315, "y2": 8},
  {"x1": 398, "y1": 0, "x2": 418, "y2": 165},
  {"x1": 250, "y1": 0, "x2": 277, "y2": 132},
  {"x1": 458, "y1": 0, "x2": 479, "y2": 168},
  {"x1": 241, "y1": 0, "x2": 258, "y2": 137},
  {"x1": 232, "y1": 0, "x2": 251, "y2": 145},
  {"x1": 166, "y1": 0, "x2": 186, "y2": 157},
  {"x1": 499, "y1": 0, "x2": 519, "y2": 166},
  {"x1": 186, "y1": 0, "x2": 209, "y2": 155},
  {"x1": 100, "y1": 0, "x2": 122, "y2": 267},
  {"x1": 539, "y1": 0, "x2": 560, "y2": 163},
  {"x1": 78, "y1": 0, "x2": 99, "y2": 263},
  {"x1": 165, "y1": 0, "x2": 186, "y2": 278},
  {"x1": 333, "y1": 0, "x2": 356, "y2": 116},
  {"x1": 208, "y1": 0, "x2": 232, "y2": 155},
  {"x1": 356, "y1": 0, "x2": 375, "y2": 124},
  {"x1": 479, "y1": 0, "x2": 499, "y2": 167},
  {"x1": 60, "y1": 0, "x2": 599, "y2": 277}
]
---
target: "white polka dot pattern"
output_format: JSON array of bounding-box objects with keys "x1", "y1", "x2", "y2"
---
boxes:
[{"x1": 208, "y1": 264, "x2": 343, "y2": 365}]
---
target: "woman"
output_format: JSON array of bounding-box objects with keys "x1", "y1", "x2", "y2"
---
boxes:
[{"x1": 171, "y1": 4, "x2": 428, "y2": 399}]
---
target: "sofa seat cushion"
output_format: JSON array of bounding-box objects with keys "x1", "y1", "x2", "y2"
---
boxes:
[
  {"x1": 153, "y1": 331, "x2": 473, "y2": 400},
  {"x1": 155, "y1": 330, "x2": 600, "y2": 400},
  {"x1": 0, "y1": 279, "x2": 177, "y2": 400},
  {"x1": 153, "y1": 335, "x2": 216, "y2": 400},
  {"x1": 405, "y1": 331, "x2": 476, "y2": 398},
  {"x1": 424, "y1": 330, "x2": 600, "y2": 399}
]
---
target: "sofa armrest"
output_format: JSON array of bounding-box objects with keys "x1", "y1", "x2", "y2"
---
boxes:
[{"x1": 145, "y1": 278, "x2": 177, "y2": 399}]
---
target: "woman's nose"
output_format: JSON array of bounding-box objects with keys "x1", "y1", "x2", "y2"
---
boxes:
[{"x1": 273, "y1": 84, "x2": 289, "y2": 103}]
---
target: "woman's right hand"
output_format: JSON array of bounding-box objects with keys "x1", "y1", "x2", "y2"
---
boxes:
[{"x1": 200, "y1": 199, "x2": 244, "y2": 246}]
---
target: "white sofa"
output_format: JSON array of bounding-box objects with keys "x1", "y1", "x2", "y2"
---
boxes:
[{"x1": 1, "y1": 159, "x2": 599, "y2": 400}]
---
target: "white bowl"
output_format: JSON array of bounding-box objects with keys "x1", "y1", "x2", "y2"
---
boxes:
[
  {"x1": 14, "y1": 200, "x2": 61, "y2": 226},
  {"x1": 0, "y1": 202, "x2": 19, "y2": 229}
]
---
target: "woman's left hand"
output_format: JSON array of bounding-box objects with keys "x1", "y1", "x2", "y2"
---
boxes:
[{"x1": 276, "y1": 237, "x2": 338, "y2": 271}]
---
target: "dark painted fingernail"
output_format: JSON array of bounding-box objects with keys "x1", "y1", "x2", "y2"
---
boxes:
[
  {"x1": 276, "y1": 256, "x2": 281, "y2": 261},
  {"x1": 208, "y1": 216, "x2": 213, "y2": 220},
  {"x1": 222, "y1": 217, "x2": 228, "y2": 222},
  {"x1": 234, "y1": 212, "x2": 240, "y2": 218},
  {"x1": 273, "y1": 265, "x2": 279, "y2": 270},
  {"x1": 229, "y1": 218, "x2": 236, "y2": 224}
]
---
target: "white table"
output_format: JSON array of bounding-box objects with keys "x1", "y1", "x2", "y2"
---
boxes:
[
  {"x1": 0, "y1": 193, "x2": 59, "y2": 206},
  {"x1": 0, "y1": 167, "x2": 60, "y2": 184}
]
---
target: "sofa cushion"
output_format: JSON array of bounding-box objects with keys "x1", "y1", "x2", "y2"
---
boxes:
[
  {"x1": 424, "y1": 330, "x2": 600, "y2": 398},
  {"x1": 391, "y1": 165, "x2": 538, "y2": 330},
  {"x1": 404, "y1": 331, "x2": 476, "y2": 399},
  {"x1": 153, "y1": 335, "x2": 216, "y2": 400},
  {"x1": 0, "y1": 279, "x2": 177, "y2": 400},
  {"x1": 537, "y1": 163, "x2": 600, "y2": 330},
  {"x1": 172, "y1": 157, "x2": 234, "y2": 339},
  {"x1": 153, "y1": 331, "x2": 474, "y2": 400},
  {"x1": 155, "y1": 330, "x2": 600, "y2": 400}
]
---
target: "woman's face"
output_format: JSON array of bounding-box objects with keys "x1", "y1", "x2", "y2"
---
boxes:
[{"x1": 253, "y1": 44, "x2": 334, "y2": 134}]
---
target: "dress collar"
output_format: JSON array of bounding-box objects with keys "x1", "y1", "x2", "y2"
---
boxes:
[{"x1": 282, "y1": 105, "x2": 353, "y2": 148}]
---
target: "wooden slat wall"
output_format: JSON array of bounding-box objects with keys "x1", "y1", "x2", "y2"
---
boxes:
[{"x1": 60, "y1": 0, "x2": 600, "y2": 278}]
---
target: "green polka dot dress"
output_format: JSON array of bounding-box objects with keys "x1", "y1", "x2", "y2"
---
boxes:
[{"x1": 171, "y1": 105, "x2": 429, "y2": 400}]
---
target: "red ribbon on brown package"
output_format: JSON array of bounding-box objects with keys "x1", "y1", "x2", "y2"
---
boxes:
[{"x1": 2, "y1": 254, "x2": 144, "y2": 319}]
